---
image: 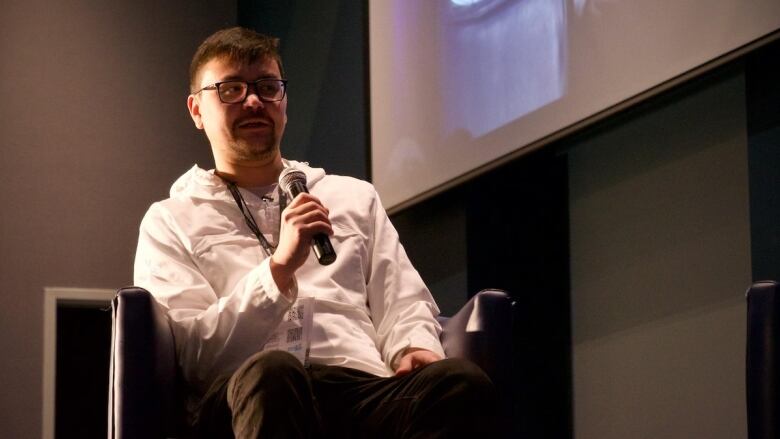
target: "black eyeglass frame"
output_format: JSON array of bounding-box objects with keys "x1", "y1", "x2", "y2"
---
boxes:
[{"x1": 195, "y1": 78, "x2": 288, "y2": 104}]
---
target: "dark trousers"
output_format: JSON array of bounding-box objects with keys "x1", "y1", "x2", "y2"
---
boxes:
[{"x1": 192, "y1": 350, "x2": 499, "y2": 439}]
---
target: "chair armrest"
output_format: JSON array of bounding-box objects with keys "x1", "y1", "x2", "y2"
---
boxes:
[
  {"x1": 109, "y1": 287, "x2": 182, "y2": 439},
  {"x1": 746, "y1": 280, "x2": 780, "y2": 439},
  {"x1": 439, "y1": 289, "x2": 516, "y2": 399}
]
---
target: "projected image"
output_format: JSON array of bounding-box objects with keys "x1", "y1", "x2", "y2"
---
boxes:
[
  {"x1": 441, "y1": 0, "x2": 567, "y2": 139},
  {"x1": 375, "y1": 0, "x2": 567, "y2": 207},
  {"x1": 373, "y1": 0, "x2": 780, "y2": 209}
]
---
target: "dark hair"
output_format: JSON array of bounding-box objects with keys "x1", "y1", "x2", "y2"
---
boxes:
[{"x1": 189, "y1": 27, "x2": 285, "y2": 93}]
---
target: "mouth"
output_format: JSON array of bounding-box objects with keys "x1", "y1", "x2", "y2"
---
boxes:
[{"x1": 236, "y1": 118, "x2": 271, "y2": 130}]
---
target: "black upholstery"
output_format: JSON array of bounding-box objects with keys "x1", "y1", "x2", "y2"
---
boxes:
[
  {"x1": 746, "y1": 280, "x2": 780, "y2": 439},
  {"x1": 439, "y1": 288, "x2": 516, "y2": 415},
  {"x1": 109, "y1": 287, "x2": 516, "y2": 439},
  {"x1": 108, "y1": 287, "x2": 185, "y2": 439}
]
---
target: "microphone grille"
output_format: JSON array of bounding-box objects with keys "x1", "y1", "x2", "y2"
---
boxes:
[{"x1": 278, "y1": 167, "x2": 307, "y2": 192}]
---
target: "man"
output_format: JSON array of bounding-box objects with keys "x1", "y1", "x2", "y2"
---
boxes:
[{"x1": 134, "y1": 27, "x2": 496, "y2": 438}]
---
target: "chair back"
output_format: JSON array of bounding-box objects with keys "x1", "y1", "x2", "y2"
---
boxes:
[{"x1": 109, "y1": 287, "x2": 185, "y2": 439}]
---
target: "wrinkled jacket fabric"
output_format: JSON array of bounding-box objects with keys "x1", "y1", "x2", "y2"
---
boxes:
[{"x1": 134, "y1": 161, "x2": 444, "y2": 394}]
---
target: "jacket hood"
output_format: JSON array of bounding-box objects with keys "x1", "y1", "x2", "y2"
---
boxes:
[{"x1": 169, "y1": 159, "x2": 327, "y2": 201}]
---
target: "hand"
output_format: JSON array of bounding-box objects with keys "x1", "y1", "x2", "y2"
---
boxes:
[
  {"x1": 395, "y1": 348, "x2": 442, "y2": 376},
  {"x1": 270, "y1": 193, "x2": 332, "y2": 291}
]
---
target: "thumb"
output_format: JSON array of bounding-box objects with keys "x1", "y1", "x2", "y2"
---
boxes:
[{"x1": 395, "y1": 356, "x2": 413, "y2": 376}]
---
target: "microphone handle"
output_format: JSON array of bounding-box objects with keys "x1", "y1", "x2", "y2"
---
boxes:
[{"x1": 288, "y1": 181, "x2": 337, "y2": 265}]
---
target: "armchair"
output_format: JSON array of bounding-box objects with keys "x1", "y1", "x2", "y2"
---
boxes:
[
  {"x1": 108, "y1": 287, "x2": 516, "y2": 438},
  {"x1": 746, "y1": 280, "x2": 780, "y2": 439}
]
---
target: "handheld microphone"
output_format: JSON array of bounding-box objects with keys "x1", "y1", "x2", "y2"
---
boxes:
[{"x1": 279, "y1": 168, "x2": 337, "y2": 266}]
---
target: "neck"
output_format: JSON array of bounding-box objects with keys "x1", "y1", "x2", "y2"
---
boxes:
[{"x1": 214, "y1": 156, "x2": 284, "y2": 188}]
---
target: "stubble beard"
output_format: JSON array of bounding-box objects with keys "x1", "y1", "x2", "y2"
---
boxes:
[{"x1": 228, "y1": 131, "x2": 279, "y2": 163}]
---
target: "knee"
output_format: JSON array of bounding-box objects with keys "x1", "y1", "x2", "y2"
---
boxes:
[
  {"x1": 235, "y1": 350, "x2": 304, "y2": 380},
  {"x1": 245, "y1": 350, "x2": 303, "y2": 373},
  {"x1": 227, "y1": 350, "x2": 308, "y2": 404},
  {"x1": 225, "y1": 351, "x2": 318, "y2": 437},
  {"x1": 425, "y1": 358, "x2": 497, "y2": 404},
  {"x1": 426, "y1": 358, "x2": 491, "y2": 382}
]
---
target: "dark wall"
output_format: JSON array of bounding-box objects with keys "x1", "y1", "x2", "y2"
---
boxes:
[{"x1": 466, "y1": 152, "x2": 571, "y2": 438}]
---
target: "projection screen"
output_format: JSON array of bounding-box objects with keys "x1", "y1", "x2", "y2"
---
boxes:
[{"x1": 369, "y1": 0, "x2": 780, "y2": 211}]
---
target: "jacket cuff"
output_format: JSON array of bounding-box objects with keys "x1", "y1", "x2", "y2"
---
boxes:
[
  {"x1": 389, "y1": 333, "x2": 446, "y2": 370},
  {"x1": 256, "y1": 258, "x2": 298, "y2": 306}
]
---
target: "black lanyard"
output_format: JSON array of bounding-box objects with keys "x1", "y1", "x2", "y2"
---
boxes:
[{"x1": 222, "y1": 178, "x2": 287, "y2": 257}]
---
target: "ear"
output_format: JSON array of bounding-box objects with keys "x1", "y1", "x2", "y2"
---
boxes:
[{"x1": 187, "y1": 94, "x2": 204, "y2": 130}]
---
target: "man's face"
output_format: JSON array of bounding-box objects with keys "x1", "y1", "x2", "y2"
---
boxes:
[{"x1": 187, "y1": 56, "x2": 288, "y2": 165}]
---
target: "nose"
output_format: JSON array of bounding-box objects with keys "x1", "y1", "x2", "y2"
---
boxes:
[{"x1": 243, "y1": 90, "x2": 264, "y2": 111}]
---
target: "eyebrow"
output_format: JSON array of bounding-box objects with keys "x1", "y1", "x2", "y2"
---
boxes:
[{"x1": 218, "y1": 73, "x2": 281, "y2": 82}]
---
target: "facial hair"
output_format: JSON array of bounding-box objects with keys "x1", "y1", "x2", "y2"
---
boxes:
[
  {"x1": 227, "y1": 120, "x2": 279, "y2": 162},
  {"x1": 227, "y1": 137, "x2": 278, "y2": 162}
]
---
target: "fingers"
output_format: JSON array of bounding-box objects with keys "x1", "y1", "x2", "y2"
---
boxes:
[
  {"x1": 283, "y1": 204, "x2": 331, "y2": 234},
  {"x1": 395, "y1": 356, "x2": 413, "y2": 377},
  {"x1": 271, "y1": 193, "x2": 333, "y2": 275},
  {"x1": 394, "y1": 349, "x2": 443, "y2": 376},
  {"x1": 282, "y1": 194, "x2": 332, "y2": 238},
  {"x1": 286, "y1": 192, "x2": 326, "y2": 211}
]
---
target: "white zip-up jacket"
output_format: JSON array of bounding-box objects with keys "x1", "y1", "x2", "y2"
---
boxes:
[{"x1": 134, "y1": 161, "x2": 444, "y2": 394}]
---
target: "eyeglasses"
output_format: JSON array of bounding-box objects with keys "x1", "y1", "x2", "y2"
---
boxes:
[{"x1": 195, "y1": 78, "x2": 288, "y2": 104}]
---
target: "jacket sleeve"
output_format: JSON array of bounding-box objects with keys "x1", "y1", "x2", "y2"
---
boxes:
[
  {"x1": 364, "y1": 190, "x2": 446, "y2": 370},
  {"x1": 133, "y1": 203, "x2": 296, "y2": 392}
]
